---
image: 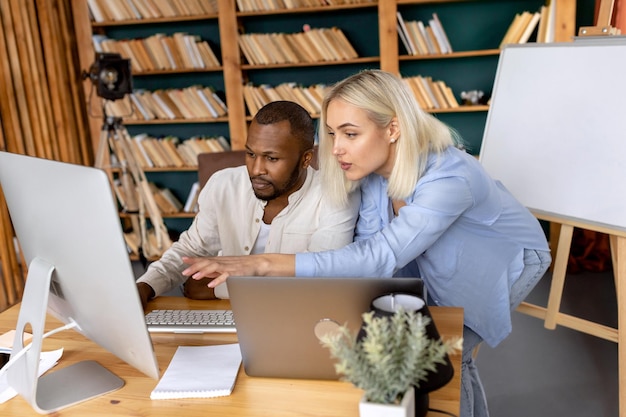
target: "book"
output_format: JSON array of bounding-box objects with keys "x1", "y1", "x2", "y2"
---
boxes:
[
  {"x1": 425, "y1": 26, "x2": 442, "y2": 54},
  {"x1": 330, "y1": 27, "x2": 358, "y2": 59},
  {"x1": 426, "y1": 77, "x2": 447, "y2": 108},
  {"x1": 216, "y1": 135, "x2": 231, "y2": 151},
  {"x1": 437, "y1": 81, "x2": 459, "y2": 108},
  {"x1": 87, "y1": 0, "x2": 107, "y2": 22},
  {"x1": 396, "y1": 11, "x2": 416, "y2": 55},
  {"x1": 418, "y1": 76, "x2": 438, "y2": 109},
  {"x1": 500, "y1": 11, "x2": 533, "y2": 47},
  {"x1": 499, "y1": 13, "x2": 523, "y2": 47},
  {"x1": 417, "y1": 21, "x2": 436, "y2": 54},
  {"x1": 160, "y1": 188, "x2": 184, "y2": 212},
  {"x1": 518, "y1": 11, "x2": 541, "y2": 44},
  {"x1": 431, "y1": 13, "x2": 453, "y2": 53},
  {"x1": 406, "y1": 21, "x2": 428, "y2": 55},
  {"x1": 196, "y1": 41, "x2": 221, "y2": 67},
  {"x1": 536, "y1": 5, "x2": 549, "y2": 43},
  {"x1": 403, "y1": 77, "x2": 428, "y2": 109},
  {"x1": 183, "y1": 181, "x2": 201, "y2": 212}
]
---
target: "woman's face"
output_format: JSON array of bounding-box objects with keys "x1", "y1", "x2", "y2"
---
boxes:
[{"x1": 326, "y1": 99, "x2": 398, "y2": 181}]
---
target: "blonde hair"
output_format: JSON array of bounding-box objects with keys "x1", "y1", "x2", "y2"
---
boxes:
[{"x1": 319, "y1": 70, "x2": 457, "y2": 205}]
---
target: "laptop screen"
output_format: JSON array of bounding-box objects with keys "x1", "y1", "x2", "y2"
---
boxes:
[{"x1": 227, "y1": 275, "x2": 424, "y2": 380}]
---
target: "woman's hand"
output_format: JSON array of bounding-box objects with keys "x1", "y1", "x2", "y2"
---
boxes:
[{"x1": 181, "y1": 253, "x2": 296, "y2": 288}]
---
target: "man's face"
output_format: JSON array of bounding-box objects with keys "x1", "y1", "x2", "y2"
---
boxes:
[{"x1": 245, "y1": 120, "x2": 307, "y2": 201}]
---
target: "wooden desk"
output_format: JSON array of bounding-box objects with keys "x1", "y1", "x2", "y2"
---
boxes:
[{"x1": 0, "y1": 297, "x2": 463, "y2": 417}]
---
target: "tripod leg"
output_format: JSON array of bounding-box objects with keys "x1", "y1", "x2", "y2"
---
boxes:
[
  {"x1": 115, "y1": 126, "x2": 171, "y2": 254},
  {"x1": 94, "y1": 127, "x2": 109, "y2": 170},
  {"x1": 102, "y1": 123, "x2": 171, "y2": 257}
]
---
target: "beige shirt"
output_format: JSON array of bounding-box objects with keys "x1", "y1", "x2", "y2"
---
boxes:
[{"x1": 137, "y1": 165, "x2": 360, "y2": 298}]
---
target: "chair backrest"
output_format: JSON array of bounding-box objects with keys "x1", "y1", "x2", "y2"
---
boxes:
[
  {"x1": 197, "y1": 147, "x2": 319, "y2": 187},
  {"x1": 197, "y1": 150, "x2": 247, "y2": 187}
]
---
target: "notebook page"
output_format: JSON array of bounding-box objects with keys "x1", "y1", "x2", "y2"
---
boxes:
[{"x1": 151, "y1": 343, "x2": 242, "y2": 400}]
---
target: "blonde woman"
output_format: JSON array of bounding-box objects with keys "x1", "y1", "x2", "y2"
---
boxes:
[{"x1": 182, "y1": 70, "x2": 551, "y2": 417}]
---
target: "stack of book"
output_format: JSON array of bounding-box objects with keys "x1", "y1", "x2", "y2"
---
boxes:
[
  {"x1": 148, "y1": 183, "x2": 184, "y2": 214},
  {"x1": 403, "y1": 76, "x2": 459, "y2": 110},
  {"x1": 238, "y1": 27, "x2": 358, "y2": 65},
  {"x1": 499, "y1": 5, "x2": 554, "y2": 47},
  {"x1": 93, "y1": 33, "x2": 221, "y2": 73},
  {"x1": 235, "y1": 0, "x2": 375, "y2": 12},
  {"x1": 112, "y1": 179, "x2": 182, "y2": 215},
  {"x1": 243, "y1": 83, "x2": 328, "y2": 117},
  {"x1": 104, "y1": 86, "x2": 228, "y2": 121},
  {"x1": 87, "y1": 0, "x2": 218, "y2": 22},
  {"x1": 129, "y1": 134, "x2": 231, "y2": 169},
  {"x1": 124, "y1": 228, "x2": 170, "y2": 257},
  {"x1": 396, "y1": 12, "x2": 453, "y2": 56}
]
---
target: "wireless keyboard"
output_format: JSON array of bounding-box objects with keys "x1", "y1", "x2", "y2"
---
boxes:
[{"x1": 145, "y1": 309, "x2": 236, "y2": 334}]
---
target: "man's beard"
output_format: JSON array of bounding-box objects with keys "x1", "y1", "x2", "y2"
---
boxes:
[{"x1": 252, "y1": 164, "x2": 302, "y2": 201}]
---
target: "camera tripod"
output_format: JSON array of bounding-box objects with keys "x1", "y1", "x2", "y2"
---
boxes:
[{"x1": 95, "y1": 112, "x2": 171, "y2": 259}]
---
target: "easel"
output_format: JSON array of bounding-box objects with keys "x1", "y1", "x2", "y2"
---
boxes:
[
  {"x1": 514, "y1": 4, "x2": 626, "y2": 415},
  {"x1": 578, "y1": 0, "x2": 621, "y2": 35},
  {"x1": 517, "y1": 217, "x2": 626, "y2": 415}
]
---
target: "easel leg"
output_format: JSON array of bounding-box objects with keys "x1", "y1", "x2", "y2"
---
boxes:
[
  {"x1": 611, "y1": 236, "x2": 626, "y2": 417},
  {"x1": 611, "y1": 235, "x2": 619, "y2": 290},
  {"x1": 549, "y1": 222, "x2": 562, "y2": 271},
  {"x1": 544, "y1": 223, "x2": 574, "y2": 329}
]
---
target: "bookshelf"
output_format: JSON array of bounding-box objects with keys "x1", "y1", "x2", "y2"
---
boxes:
[{"x1": 70, "y1": 0, "x2": 578, "y2": 248}]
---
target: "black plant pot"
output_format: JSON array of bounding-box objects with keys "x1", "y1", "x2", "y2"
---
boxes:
[
  {"x1": 365, "y1": 293, "x2": 455, "y2": 416},
  {"x1": 414, "y1": 391, "x2": 429, "y2": 417}
]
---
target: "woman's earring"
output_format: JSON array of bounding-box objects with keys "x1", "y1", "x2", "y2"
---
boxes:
[{"x1": 390, "y1": 137, "x2": 397, "y2": 143}]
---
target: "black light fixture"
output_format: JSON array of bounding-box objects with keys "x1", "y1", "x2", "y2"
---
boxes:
[{"x1": 83, "y1": 52, "x2": 132, "y2": 101}]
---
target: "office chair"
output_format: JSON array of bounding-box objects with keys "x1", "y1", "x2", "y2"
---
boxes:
[{"x1": 197, "y1": 147, "x2": 319, "y2": 187}]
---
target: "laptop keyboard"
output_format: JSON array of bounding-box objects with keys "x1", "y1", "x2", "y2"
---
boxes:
[{"x1": 145, "y1": 309, "x2": 236, "y2": 334}]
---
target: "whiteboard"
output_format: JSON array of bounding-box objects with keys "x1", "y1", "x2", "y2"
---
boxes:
[{"x1": 479, "y1": 39, "x2": 626, "y2": 232}]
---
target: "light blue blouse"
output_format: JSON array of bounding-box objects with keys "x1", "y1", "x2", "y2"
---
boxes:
[{"x1": 296, "y1": 146, "x2": 549, "y2": 347}]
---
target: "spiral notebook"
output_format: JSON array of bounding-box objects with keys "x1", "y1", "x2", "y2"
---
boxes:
[{"x1": 150, "y1": 343, "x2": 242, "y2": 400}]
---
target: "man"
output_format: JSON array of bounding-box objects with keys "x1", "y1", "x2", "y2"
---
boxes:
[{"x1": 136, "y1": 101, "x2": 360, "y2": 308}]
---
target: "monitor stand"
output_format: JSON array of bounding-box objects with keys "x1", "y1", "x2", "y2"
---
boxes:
[{"x1": 7, "y1": 257, "x2": 124, "y2": 414}]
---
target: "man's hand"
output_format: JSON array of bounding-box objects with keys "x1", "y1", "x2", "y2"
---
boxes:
[
  {"x1": 182, "y1": 277, "x2": 217, "y2": 300},
  {"x1": 137, "y1": 282, "x2": 155, "y2": 310}
]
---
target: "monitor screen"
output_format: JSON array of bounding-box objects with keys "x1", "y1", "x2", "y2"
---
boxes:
[{"x1": 0, "y1": 151, "x2": 159, "y2": 412}]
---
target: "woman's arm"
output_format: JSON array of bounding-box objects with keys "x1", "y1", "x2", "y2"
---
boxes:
[{"x1": 182, "y1": 253, "x2": 296, "y2": 287}]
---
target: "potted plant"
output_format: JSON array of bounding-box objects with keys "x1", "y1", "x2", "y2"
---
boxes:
[{"x1": 320, "y1": 301, "x2": 461, "y2": 417}]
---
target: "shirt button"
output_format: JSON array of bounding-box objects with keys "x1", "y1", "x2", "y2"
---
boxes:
[
  {"x1": 255, "y1": 218, "x2": 260, "y2": 223},
  {"x1": 244, "y1": 246, "x2": 249, "y2": 251}
]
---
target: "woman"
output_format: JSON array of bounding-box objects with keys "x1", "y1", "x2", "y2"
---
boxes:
[{"x1": 182, "y1": 70, "x2": 551, "y2": 417}]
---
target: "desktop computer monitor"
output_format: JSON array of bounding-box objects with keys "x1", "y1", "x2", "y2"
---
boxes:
[{"x1": 0, "y1": 151, "x2": 159, "y2": 413}]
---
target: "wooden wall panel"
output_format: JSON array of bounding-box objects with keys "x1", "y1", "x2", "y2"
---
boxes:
[{"x1": 0, "y1": 0, "x2": 91, "y2": 312}]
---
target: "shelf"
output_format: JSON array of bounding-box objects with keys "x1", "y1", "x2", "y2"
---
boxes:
[
  {"x1": 431, "y1": 105, "x2": 488, "y2": 113},
  {"x1": 91, "y1": 14, "x2": 219, "y2": 28},
  {"x1": 123, "y1": 117, "x2": 229, "y2": 125},
  {"x1": 241, "y1": 57, "x2": 380, "y2": 71},
  {"x1": 399, "y1": 49, "x2": 501, "y2": 61},
  {"x1": 235, "y1": 3, "x2": 378, "y2": 17},
  {"x1": 143, "y1": 166, "x2": 199, "y2": 173},
  {"x1": 120, "y1": 212, "x2": 196, "y2": 219},
  {"x1": 133, "y1": 67, "x2": 224, "y2": 76},
  {"x1": 397, "y1": 0, "x2": 475, "y2": 5},
  {"x1": 110, "y1": 167, "x2": 199, "y2": 173}
]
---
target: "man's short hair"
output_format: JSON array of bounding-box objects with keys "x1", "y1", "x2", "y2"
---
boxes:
[{"x1": 254, "y1": 101, "x2": 315, "y2": 152}]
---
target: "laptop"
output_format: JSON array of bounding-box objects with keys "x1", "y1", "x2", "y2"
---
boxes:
[{"x1": 227, "y1": 276, "x2": 424, "y2": 380}]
